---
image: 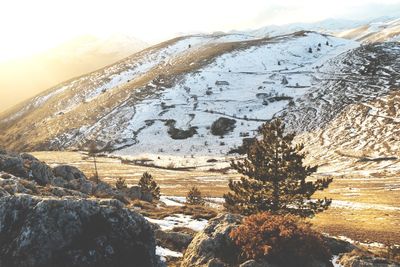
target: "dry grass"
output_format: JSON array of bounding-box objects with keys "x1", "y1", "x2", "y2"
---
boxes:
[
  {"x1": 135, "y1": 203, "x2": 218, "y2": 221},
  {"x1": 310, "y1": 208, "x2": 400, "y2": 245},
  {"x1": 32, "y1": 151, "x2": 400, "y2": 245}
]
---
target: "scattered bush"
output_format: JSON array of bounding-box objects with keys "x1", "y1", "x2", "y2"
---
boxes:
[
  {"x1": 211, "y1": 117, "x2": 236, "y2": 136},
  {"x1": 166, "y1": 162, "x2": 175, "y2": 169},
  {"x1": 230, "y1": 212, "x2": 331, "y2": 266},
  {"x1": 186, "y1": 186, "x2": 205, "y2": 206},
  {"x1": 165, "y1": 120, "x2": 198, "y2": 140},
  {"x1": 115, "y1": 177, "x2": 127, "y2": 190},
  {"x1": 138, "y1": 172, "x2": 160, "y2": 201}
]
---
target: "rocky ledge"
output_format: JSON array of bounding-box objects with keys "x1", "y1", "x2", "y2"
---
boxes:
[
  {"x1": 0, "y1": 195, "x2": 159, "y2": 267},
  {"x1": 0, "y1": 149, "x2": 163, "y2": 267}
]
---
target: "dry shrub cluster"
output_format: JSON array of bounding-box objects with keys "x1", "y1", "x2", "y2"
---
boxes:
[{"x1": 230, "y1": 212, "x2": 331, "y2": 266}]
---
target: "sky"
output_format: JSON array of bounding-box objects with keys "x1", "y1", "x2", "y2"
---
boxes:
[{"x1": 0, "y1": 0, "x2": 400, "y2": 63}]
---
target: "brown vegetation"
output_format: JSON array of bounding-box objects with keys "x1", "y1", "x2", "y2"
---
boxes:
[{"x1": 230, "y1": 212, "x2": 331, "y2": 266}]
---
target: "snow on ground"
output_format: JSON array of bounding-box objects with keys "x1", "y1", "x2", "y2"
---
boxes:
[
  {"x1": 159, "y1": 196, "x2": 185, "y2": 206},
  {"x1": 331, "y1": 255, "x2": 343, "y2": 267},
  {"x1": 110, "y1": 32, "x2": 359, "y2": 157},
  {"x1": 334, "y1": 235, "x2": 387, "y2": 248},
  {"x1": 331, "y1": 200, "x2": 400, "y2": 211},
  {"x1": 146, "y1": 214, "x2": 208, "y2": 231},
  {"x1": 156, "y1": 246, "x2": 183, "y2": 262}
]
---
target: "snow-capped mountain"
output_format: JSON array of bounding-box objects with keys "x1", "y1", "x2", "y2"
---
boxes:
[
  {"x1": 248, "y1": 17, "x2": 400, "y2": 43},
  {"x1": 247, "y1": 19, "x2": 367, "y2": 38},
  {"x1": 337, "y1": 17, "x2": 400, "y2": 43},
  {"x1": 0, "y1": 30, "x2": 399, "y2": 163}
]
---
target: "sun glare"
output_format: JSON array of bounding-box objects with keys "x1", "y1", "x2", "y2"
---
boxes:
[{"x1": 1, "y1": 0, "x2": 398, "y2": 62}]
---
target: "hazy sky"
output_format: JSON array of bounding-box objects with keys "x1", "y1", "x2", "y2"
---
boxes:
[{"x1": 1, "y1": 0, "x2": 400, "y2": 62}]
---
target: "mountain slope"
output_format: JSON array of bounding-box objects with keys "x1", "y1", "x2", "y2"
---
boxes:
[
  {"x1": 0, "y1": 34, "x2": 148, "y2": 113},
  {"x1": 249, "y1": 17, "x2": 400, "y2": 43},
  {"x1": 337, "y1": 18, "x2": 400, "y2": 43},
  {"x1": 0, "y1": 32, "x2": 399, "y2": 161}
]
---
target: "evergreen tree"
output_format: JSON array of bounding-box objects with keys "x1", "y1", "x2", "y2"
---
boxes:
[
  {"x1": 138, "y1": 172, "x2": 161, "y2": 200},
  {"x1": 224, "y1": 119, "x2": 332, "y2": 217},
  {"x1": 186, "y1": 186, "x2": 205, "y2": 205},
  {"x1": 115, "y1": 177, "x2": 127, "y2": 190}
]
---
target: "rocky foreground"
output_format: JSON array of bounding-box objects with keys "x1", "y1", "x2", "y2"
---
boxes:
[{"x1": 0, "y1": 149, "x2": 398, "y2": 267}]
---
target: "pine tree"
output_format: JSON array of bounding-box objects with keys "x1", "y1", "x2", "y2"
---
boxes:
[
  {"x1": 115, "y1": 177, "x2": 127, "y2": 190},
  {"x1": 138, "y1": 172, "x2": 161, "y2": 200},
  {"x1": 224, "y1": 119, "x2": 332, "y2": 217},
  {"x1": 186, "y1": 186, "x2": 205, "y2": 205}
]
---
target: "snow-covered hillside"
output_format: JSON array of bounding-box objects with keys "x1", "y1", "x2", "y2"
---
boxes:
[
  {"x1": 0, "y1": 31, "x2": 399, "y2": 161},
  {"x1": 248, "y1": 17, "x2": 400, "y2": 43},
  {"x1": 337, "y1": 18, "x2": 400, "y2": 43}
]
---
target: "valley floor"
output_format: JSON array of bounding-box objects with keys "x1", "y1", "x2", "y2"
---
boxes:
[{"x1": 32, "y1": 151, "x2": 400, "y2": 245}]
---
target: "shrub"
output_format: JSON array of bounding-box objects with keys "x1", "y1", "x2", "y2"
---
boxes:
[
  {"x1": 115, "y1": 177, "x2": 127, "y2": 190},
  {"x1": 210, "y1": 117, "x2": 236, "y2": 136},
  {"x1": 230, "y1": 212, "x2": 331, "y2": 267},
  {"x1": 186, "y1": 186, "x2": 205, "y2": 205},
  {"x1": 138, "y1": 172, "x2": 160, "y2": 201}
]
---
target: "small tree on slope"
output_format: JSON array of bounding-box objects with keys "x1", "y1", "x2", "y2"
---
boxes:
[
  {"x1": 186, "y1": 186, "x2": 205, "y2": 205},
  {"x1": 224, "y1": 119, "x2": 332, "y2": 217},
  {"x1": 138, "y1": 172, "x2": 161, "y2": 201}
]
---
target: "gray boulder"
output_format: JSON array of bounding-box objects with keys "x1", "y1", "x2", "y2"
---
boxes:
[
  {"x1": 29, "y1": 159, "x2": 54, "y2": 185},
  {"x1": 93, "y1": 181, "x2": 116, "y2": 198},
  {"x1": 155, "y1": 229, "x2": 193, "y2": 252},
  {"x1": 123, "y1": 185, "x2": 153, "y2": 202},
  {"x1": 126, "y1": 185, "x2": 142, "y2": 200},
  {"x1": 53, "y1": 165, "x2": 87, "y2": 181},
  {"x1": 0, "y1": 154, "x2": 27, "y2": 178},
  {"x1": 0, "y1": 175, "x2": 36, "y2": 195},
  {"x1": 20, "y1": 153, "x2": 40, "y2": 162},
  {"x1": 141, "y1": 190, "x2": 154, "y2": 202},
  {"x1": 323, "y1": 236, "x2": 357, "y2": 255},
  {"x1": 0, "y1": 174, "x2": 87, "y2": 198},
  {"x1": 0, "y1": 153, "x2": 54, "y2": 185},
  {"x1": 0, "y1": 187, "x2": 10, "y2": 197},
  {"x1": 339, "y1": 252, "x2": 400, "y2": 267},
  {"x1": 68, "y1": 178, "x2": 94, "y2": 195},
  {"x1": 0, "y1": 194, "x2": 160, "y2": 267},
  {"x1": 53, "y1": 165, "x2": 93, "y2": 194},
  {"x1": 181, "y1": 213, "x2": 243, "y2": 267}
]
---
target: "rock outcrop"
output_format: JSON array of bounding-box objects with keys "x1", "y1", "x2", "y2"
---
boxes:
[
  {"x1": 182, "y1": 213, "x2": 364, "y2": 267},
  {"x1": 0, "y1": 151, "x2": 163, "y2": 266},
  {"x1": 155, "y1": 229, "x2": 194, "y2": 252},
  {"x1": 339, "y1": 252, "x2": 400, "y2": 267},
  {"x1": 0, "y1": 194, "x2": 160, "y2": 267},
  {"x1": 181, "y1": 213, "x2": 242, "y2": 267},
  {"x1": 0, "y1": 152, "x2": 158, "y2": 203}
]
